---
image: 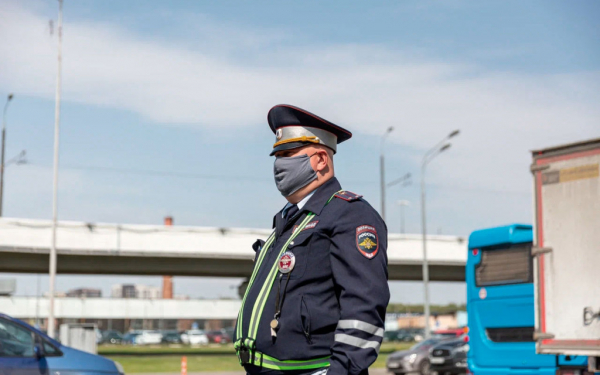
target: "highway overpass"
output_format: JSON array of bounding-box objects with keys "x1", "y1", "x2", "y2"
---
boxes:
[
  {"x1": 0, "y1": 218, "x2": 467, "y2": 281},
  {"x1": 0, "y1": 296, "x2": 240, "y2": 320}
]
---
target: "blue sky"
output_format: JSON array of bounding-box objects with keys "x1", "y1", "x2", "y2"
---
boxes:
[{"x1": 0, "y1": 0, "x2": 598, "y2": 303}]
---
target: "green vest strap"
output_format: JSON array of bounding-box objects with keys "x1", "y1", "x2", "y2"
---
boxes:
[
  {"x1": 247, "y1": 350, "x2": 331, "y2": 371},
  {"x1": 236, "y1": 190, "x2": 343, "y2": 367},
  {"x1": 236, "y1": 231, "x2": 276, "y2": 340}
]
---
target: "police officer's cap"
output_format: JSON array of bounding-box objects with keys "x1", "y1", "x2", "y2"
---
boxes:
[{"x1": 268, "y1": 104, "x2": 352, "y2": 156}]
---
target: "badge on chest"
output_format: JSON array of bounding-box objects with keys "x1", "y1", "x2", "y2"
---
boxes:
[{"x1": 278, "y1": 252, "x2": 296, "y2": 274}]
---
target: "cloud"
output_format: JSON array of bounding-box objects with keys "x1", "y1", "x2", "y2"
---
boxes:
[{"x1": 1, "y1": 1, "x2": 598, "y2": 221}]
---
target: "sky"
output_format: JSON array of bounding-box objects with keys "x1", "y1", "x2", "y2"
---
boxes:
[{"x1": 0, "y1": 0, "x2": 598, "y2": 304}]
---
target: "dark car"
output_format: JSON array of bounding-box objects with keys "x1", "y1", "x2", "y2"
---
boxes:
[
  {"x1": 384, "y1": 330, "x2": 401, "y2": 342},
  {"x1": 205, "y1": 330, "x2": 230, "y2": 344},
  {"x1": 161, "y1": 331, "x2": 182, "y2": 344},
  {"x1": 432, "y1": 329, "x2": 465, "y2": 339},
  {"x1": 121, "y1": 332, "x2": 140, "y2": 345},
  {"x1": 385, "y1": 329, "x2": 416, "y2": 342},
  {"x1": 429, "y1": 337, "x2": 469, "y2": 375},
  {"x1": 386, "y1": 337, "x2": 451, "y2": 375},
  {"x1": 100, "y1": 330, "x2": 123, "y2": 345}
]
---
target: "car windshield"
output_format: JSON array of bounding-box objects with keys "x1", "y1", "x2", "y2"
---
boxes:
[{"x1": 411, "y1": 339, "x2": 439, "y2": 350}]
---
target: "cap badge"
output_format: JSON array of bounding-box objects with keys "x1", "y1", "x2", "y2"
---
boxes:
[
  {"x1": 278, "y1": 251, "x2": 296, "y2": 273},
  {"x1": 276, "y1": 129, "x2": 283, "y2": 141}
]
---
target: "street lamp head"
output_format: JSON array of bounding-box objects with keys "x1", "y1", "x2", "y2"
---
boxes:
[
  {"x1": 7, "y1": 94, "x2": 13, "y2": 101},
  {"x1": 448, "y1": 129, "x2": 460, "y2": 138},
  {"x1": 440, "y1": 143, "x2": 452, "y2": 152},
  {"x1": 386, "y1": 126, "x2": 394, "y2": 134}
]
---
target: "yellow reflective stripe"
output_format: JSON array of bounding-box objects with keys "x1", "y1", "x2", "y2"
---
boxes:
[
  {"x1": 252, "y1": 351, "x2": 330, "y2": 370},
  {"x1": 236, "y1": 232, "x2": 275, "y2": 339},
  {"x1": 247, "y1": 213, "x2": 314, "y2": 340}
]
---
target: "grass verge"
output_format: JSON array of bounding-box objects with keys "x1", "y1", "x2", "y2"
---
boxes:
[{"x1": 103, "y1": 342, "x2": 412, "y2": 373}]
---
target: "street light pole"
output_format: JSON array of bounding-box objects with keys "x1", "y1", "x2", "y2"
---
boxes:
[
  {"x1": 397, "y1": 200, "x2": 410, "y2": 234},
  {"x1": 421, "y1": 130, "x2": 459, "y2": 338},
  {"x1": 380, "y1": 127, "x2": 394, "y2": 222},
  {"x1": 0, "y1": 93, "x2": 14, "y2": 217},
  {"x1": 48, "y1": 0, "x2": 63, "y2": 339}
]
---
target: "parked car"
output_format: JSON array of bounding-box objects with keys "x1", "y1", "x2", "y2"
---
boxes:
[
  {"x1": 100, "y1": 330, "x2": 124, "y2": 345},
  {"x1": 136, "y1": 330, "x2": 163, "y2": 345},
  {"x1": 122, "y1": 332, "x2": 141, "y2": 345},
  {"x1": 0, "y1": 313, "x2": 124, "y2": 375},
  {"x1": 432, "y1": 329, "x2": 465, "y2": 338},
  {"x1": 408, "y1": 328, "x2": 425, "y2": 342},
  {"x1": 223, "y1": 327, "x2": 235, "y2": 340},
  {"x1": 384, "y1": 329, "x2": 416, "y2": 342},
  {"x1": 429, "y1": 336, "x2": 469, "y2": 375},
  {"x1": 206, "y1": 330, "x2": 230, "y2": 344},
  {"x1": 161, "y1": 331, "x2": 182, "y2": 344},
  {"x1": 181, "y1": 330, "x2": 209, "y2": 345},
  {"x1": 384, "y1": 330, "x2": 400, "y2": 342},
  {"x1": 386, "y1": 337, "x2": 451, "y2": 375}
]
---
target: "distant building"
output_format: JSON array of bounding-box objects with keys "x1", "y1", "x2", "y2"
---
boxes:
[
  {"x1": 111, "y1": 284, "x2": 160, "y2": 299},
  {"x1": 66, "y1": 288, "x2": 102, "y2": 298},
  {"x1": 43, "y1": 291, "x2": 66, "y2": 298}
]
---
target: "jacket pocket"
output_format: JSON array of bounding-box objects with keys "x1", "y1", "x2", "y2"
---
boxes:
[
  {"x1": 300, "y1": 295, "x2": 312, "y2": 344},
  {"x1": 285, "y1": 232, "x2": 313, "y2": 279}
]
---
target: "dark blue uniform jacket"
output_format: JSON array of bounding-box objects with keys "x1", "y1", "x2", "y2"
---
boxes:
[{"x1": 235, "y1": 177, "x2": 390, "y2": 375}]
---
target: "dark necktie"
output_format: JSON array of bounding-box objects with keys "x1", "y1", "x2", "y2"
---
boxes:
[{"x1": 285, "y1": 204, "x2": 299, "y2": 225}]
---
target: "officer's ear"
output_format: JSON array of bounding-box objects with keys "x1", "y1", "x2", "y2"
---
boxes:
[{"x1": 313, "y1": 149, "x2": 329, "y2": 172}]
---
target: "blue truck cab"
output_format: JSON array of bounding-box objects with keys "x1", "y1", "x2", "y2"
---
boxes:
[
  {"x1": 0, "y1": 313, "x2": 124, "y2": 375},
  {"x1": 466, "y1": 224, "x2": 588, "y2": 375}
]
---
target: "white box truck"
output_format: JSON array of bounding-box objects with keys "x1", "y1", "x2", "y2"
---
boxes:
[{"x1": 531, "y1": 138, "x2": 600, "y2": 371}]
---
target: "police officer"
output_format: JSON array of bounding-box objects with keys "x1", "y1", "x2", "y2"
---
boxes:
[{"x1": 234, "y1": 104, "x2": 390, "y2": 375}]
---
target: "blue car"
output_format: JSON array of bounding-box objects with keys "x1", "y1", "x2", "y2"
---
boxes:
[{"x1": 0, "y1": 313, "x2": 124, "y2": 375}]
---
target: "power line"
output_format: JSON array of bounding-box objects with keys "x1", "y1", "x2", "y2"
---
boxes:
[{"x1": 22, "y1": 163, "x2": 530, "y2": 196}]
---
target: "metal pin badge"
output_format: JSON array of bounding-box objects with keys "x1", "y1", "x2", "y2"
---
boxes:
[{"x1": 278, "y1": 252, "x2": 296, "y2": 274}]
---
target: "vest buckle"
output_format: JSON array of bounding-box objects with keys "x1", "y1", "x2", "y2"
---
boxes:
[{"x1": 238, "y1": 346, "x2": 251, "y2": 364}]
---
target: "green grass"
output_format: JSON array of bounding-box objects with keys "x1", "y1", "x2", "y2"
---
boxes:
[
  {"x1": 102, "y1": 342, "x2": 413, "y2": 373},
  {"x1": 106, "y1": 354, "x2": 242, "y2": 373},
  {"x1": 99, "y1": 344, "x2": 236, "y2": 356}
]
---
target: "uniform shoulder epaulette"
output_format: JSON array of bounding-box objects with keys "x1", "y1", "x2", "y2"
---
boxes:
[{"x1": 334, "y1": 190, "x2": 363, "y2": 202}]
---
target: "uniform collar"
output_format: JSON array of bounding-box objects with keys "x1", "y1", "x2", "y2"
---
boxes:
[
  {"x1": 282, "y1": 190, "x2": 316, "y2": 218},
  {"x1": 271, "y1": 177, "x2": 342, "y2": 229},
  {"x1": 301, "y1": 177, "x2": 342, "y2": 216}
]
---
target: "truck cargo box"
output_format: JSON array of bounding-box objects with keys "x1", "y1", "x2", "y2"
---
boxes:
[{"x1": 531, "y1": 138, "x2": 600, "y2": 356}]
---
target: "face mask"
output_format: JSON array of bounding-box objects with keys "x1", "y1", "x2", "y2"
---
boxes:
[{"x1": 273, "y1": 153, "x2": 318, "y2": 197}]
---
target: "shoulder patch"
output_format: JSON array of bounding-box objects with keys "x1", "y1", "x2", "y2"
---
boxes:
[
  {"x1": 334, "y1": 190, "x2": 363, "y2": 202},
  {"x1": 356, "y1": 225, "x2": 379, "y2": 259}
]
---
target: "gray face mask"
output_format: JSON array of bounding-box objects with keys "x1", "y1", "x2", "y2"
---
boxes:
[{"x1": 273, "y1": 153, "x2": 317, "y2": 197}]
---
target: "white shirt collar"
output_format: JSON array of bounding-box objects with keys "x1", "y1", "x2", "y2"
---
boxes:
[{"x1": 282, "y1": 189, "x2": 316, "y2": 218}]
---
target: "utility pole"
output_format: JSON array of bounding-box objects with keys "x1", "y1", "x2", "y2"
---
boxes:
[
  {"x1": 0, "y1": 93, "x2": 14, "y2": 217},
  {"x1": 380, "y1": 127, "x2": 394, "y2": 222},
  {"x1": 48, "y1": 0, "x2": 63, "y2": 339},
  {"x1": 421, "y1": 129, "x2": 459, "y2": 338}
]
